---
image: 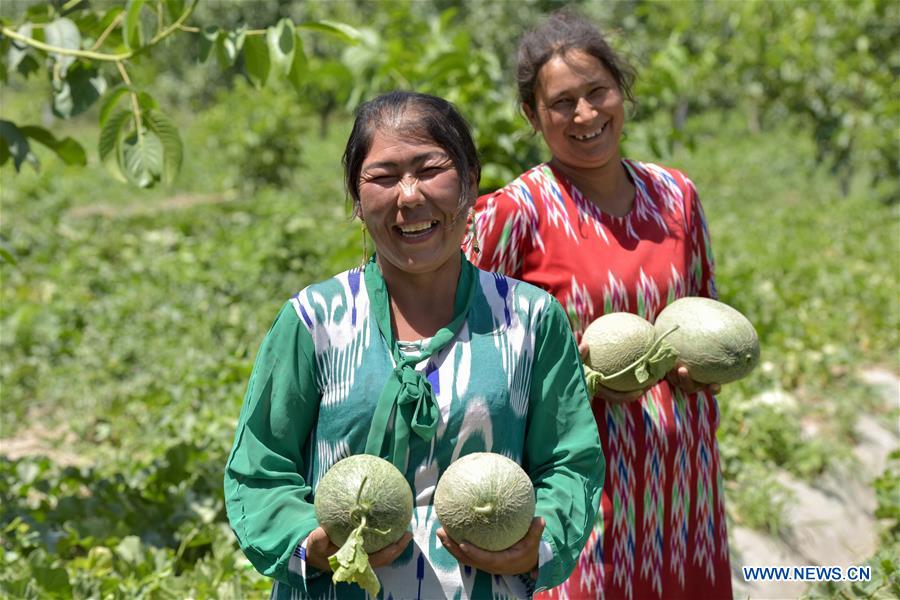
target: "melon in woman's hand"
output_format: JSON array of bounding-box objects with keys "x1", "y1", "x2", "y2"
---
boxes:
[
  {"x1": 314, "y1": 454, "x2": 413, "y2": 595},
  {"x1": 581, "y1": 312, "x2": 678, "y2": 393},
  {"x1": 434, "y1": 452, "x2": 535, "y2": 552},
  {"x1": 653, "y1": 296, "x2": 760, "y2": 385}
]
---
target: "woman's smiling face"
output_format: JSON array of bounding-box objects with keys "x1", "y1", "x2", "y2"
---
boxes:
[
  {"x1": 358, "y1": 130, "x2": 471, "y2": 277},
  {"x1": 526, "y1": 49, "x2": 626, "y2": 172}
]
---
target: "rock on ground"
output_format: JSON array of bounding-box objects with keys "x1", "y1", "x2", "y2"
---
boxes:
[{"x1": 730, "y1": 367, "x2": 899, "y2": 599}]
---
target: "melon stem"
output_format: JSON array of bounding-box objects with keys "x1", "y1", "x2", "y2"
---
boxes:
[
  {"x1": 349, "y1": 477, "x2": 391, "y2": 536},
  {"x1": 473, "y1": 503, "x2": 494, "y2": 515},
  {"x1": 595, "y1": 324, "x2": 680, "y2": 381},
  {"x1": 356, "y1": 476, "x2": 369, "y2": 505},
  {"x1": 350, "y1": 476, "x2": 370, "y2": 527}
]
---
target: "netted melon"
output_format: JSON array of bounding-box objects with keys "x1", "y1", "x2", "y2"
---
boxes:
[
  {"x1": 581, "y1": 312, "x2": 678, "y2": 393},
  {"x1": 653, "y1": 296, "x2": 760, "y2": 384},
  {"x1": 314, "y1": 454, "x2": 413, "y2": 595},
  {"x1": 434, "y1": 452, "x2": 534, "y2": 551}
]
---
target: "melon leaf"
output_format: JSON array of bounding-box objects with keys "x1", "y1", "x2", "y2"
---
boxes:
[
  {"x1": 328, "y1": 523, "x2": 380, "y2": 596},
  {"x1": 584, "y1": 365, "x2": 602, "y2": 397},
  {"x1": 634, "y1": 362, "x2": 650, "y2": 384},
  {"x1": 645, "y1": 335, "x2": 678, "y2": 380}
]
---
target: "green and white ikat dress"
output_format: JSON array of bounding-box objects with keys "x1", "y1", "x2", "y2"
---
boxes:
[{"x1": 224, "y1": 256, "x2": 603, "y2": 599}]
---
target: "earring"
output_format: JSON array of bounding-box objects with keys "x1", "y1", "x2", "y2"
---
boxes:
[
  {"x1": 360, "y1": 222, "x2": 369, "y2": 267},
  {"x1": 468, "y1": 209, "x2": 480, "y2": 255}
]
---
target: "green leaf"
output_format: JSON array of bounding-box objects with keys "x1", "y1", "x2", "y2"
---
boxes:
[
  {"x1": 32, "y1": 566, "x2": 71, "y2": 596},
  {"x1": 297, "y1": 20, "x2": 364, "y2": 44},
  {"x1": 60, "y1": 0, "x2": 90, "y2": 15},
  {"x1": 266, "y1": 18, "x2": 295, "y2": 75},
  {"x1": 98, "y1": 109, "x2": 131, "y2": 181},
  {"x1": 1, "y1": 136, "x2": 11, "y2": 166},
  {"x1": 115, "y1": 535, "x2": 143, "y2": 564},
  {"x1": 164, "y1": 0, "x2": 185, "y2": 21},
  {"x1": 328, "y1": 525, "x2": 380, "y2": 596},
  {"x1": 120, "y1": 128, "x2": 163, "y2": 187},
  {"x1": 634, "y1": 362, "x2": 650, "y2": 384},
  {"x1": 0, "y1": 120, "x2": 38, "y2": 171},
  {"x1": 583, "y1": 366, "x2": 602, "y2": 397},
  {"x1": 0, "y1": 240, "x2": 16, "y2": 266},
  {"x1": 198, "y1": 26, "x2": 219, "y2": 63},
  {"x1": 6, "y1": 23, "x2": 32, "y2": 71},
  {"x1": 99, "y1": 85, "x2": 132, "y2": 126},
  {"x1": 136, "y1": 91, "x2": 158, "y2": 112},
  {"x1": 25, "y1": 2, "x2": 54, "y2": 22},
  {"x1": 43, "y1": 18, "x2": 81, "y2": 76},
  {"x1": 16, "y1": 55, "x2": 40, "y2": 79},
  {"x1": 144, "y1": 109, "x2": 183, "y2": 185},
  {"x1": 216, "y1": 26, "x2": 246, "y2": 68},
  {"x1": 51, "y1": 62, "x2": 107, "y2": 119},
  {"x1": 19, "y1": 126, "x2": 87, "y2": 166},
  {"x1": 286, "y1": 32, "x2": 307, "y2": 94},
  {"x1": 243, "y1": 34, "x2": 270, "y2": 89},
  {"x1": 83, "y1": 7, "x2": 125, "y2": 49},
  {"x1": 123, "y1": 0, "x2": 148, "y2": 50}
]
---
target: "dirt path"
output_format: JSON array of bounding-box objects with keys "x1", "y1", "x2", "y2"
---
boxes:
[
  {"x1": 0, "y1": 422, "x2": 88, "y2": 467},
  {"x1": 65, "y1": 191, "x2": 236, "y2": 219},
  {"x1": 730, "y1": 367, "x2": 899, "y2": 599}
]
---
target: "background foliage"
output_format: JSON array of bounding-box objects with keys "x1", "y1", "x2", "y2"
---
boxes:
[{"x1": 1, "y1": 0, "x2": 898, "y2": 597}]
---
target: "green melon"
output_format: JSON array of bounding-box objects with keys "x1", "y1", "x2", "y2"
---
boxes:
[
  {"x1": 314, "y1": 454, "x2": 413, "y2": 553},
  {"x1": 434, "y1": 452, "x2": 535, "y2": 552},
  {"x1": 653, "y1": 296, "x2": 760, "y2": 384},
  {"x1": 581, "y1": 312, "x2": 678, "y2": 392}
]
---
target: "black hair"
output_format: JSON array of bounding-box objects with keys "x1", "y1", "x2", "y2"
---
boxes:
[
  {"x1": 342, "y1": 91, "x2": 481, "y2": 216},
  {"x1": 517, "y1": 8, "x2": 636, "y2": 112}
]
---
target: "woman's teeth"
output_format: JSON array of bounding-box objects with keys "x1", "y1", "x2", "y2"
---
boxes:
[
  {"x1": 398, "y1": 221, "x2": 438, "y2": 235},
  {"x1": 574, "y1": 126, "x2": 604, "y2": 141}
]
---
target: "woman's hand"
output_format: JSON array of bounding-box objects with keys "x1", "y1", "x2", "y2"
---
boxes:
[
  {"x1": 578, "y1": 341, "x2": 647, "y2": 405},
  {"x1": 305, "y1": 527, "x2": 340, "y2": 572},
  {"x1": 436, "y1": 517, "x2": 545, "y2": 578},
  {"x1": 666, "y1": 364, "x2": 721, "y2": 396},
  {"x1": 305, "y1": 527, "x2": 414, "y2": 572}
]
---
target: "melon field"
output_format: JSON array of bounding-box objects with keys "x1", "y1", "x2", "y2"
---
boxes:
[{"x1": 1, "y1": 1, "x2": 898, "y2": 598}]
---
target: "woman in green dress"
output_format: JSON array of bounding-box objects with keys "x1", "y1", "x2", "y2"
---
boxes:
[{"x1": 224, "y1": 91, "x2": 603, "y2": 599}]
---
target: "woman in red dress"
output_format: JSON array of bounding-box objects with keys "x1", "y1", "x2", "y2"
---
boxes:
[{"x1": 465, "y1": 9, "x2": 733, "y2": 600}]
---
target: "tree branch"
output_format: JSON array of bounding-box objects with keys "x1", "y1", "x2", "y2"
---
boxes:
[
  {"x1": 0, "y1": 0, "x2": 200, "y2": 63},
  {"x1": 116, "y1": 61, "x2": 143, "y2": 145},
  {"x1": 90, "y1": 12, "x2": 125, "y2": 51},
  {"x1": 1, "y1": 26, "x2": 130, "y2": 61},
  {"x1": 144, "y1": 0, "x2": 200, "y2": 49}
]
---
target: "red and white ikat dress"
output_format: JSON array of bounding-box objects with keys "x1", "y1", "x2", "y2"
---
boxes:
[{"x1": 465, "y1": 160, "x2": 733, "y2": 600}]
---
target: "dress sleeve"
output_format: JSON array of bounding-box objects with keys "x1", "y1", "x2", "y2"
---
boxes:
[
  {"x1": 524, "y1": 298, "x2": 604, "y2": 592},
  {"x1": 224, "y1": 302, "x2": 321, "y2": 589},
  {"x1": 465, "y1": 187, "x2": 536, "y2": 278},
  {"x1": 685, "y1": 177, "x2": 718, "y2": 299}
]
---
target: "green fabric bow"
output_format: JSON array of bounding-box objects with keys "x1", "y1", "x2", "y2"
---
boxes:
[{"x1": 363, "y1": 252, "x2": 476, "y2": 471}]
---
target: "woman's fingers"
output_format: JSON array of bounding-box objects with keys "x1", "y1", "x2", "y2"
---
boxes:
[
  {"x1": 305, "y1": 527, "x2": 339, "y2": 572},
  {"x1": 436, "y1": 527, "x2": 470, "y2": 566},
  {"x1": 578, "y1": 340, "x2": 590, "y2": 361},
  {"x1": 667, "y1": 365, "x2": 722, "y2": 396},
  {"x1": 369, "y1": 532, "x2": 413, "y2": 568}
]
